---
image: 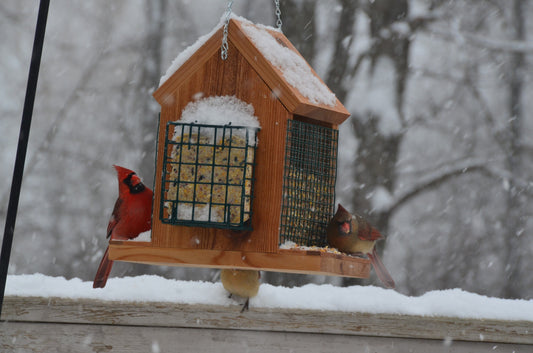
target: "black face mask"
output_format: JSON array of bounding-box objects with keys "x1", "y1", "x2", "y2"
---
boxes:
[{"x1": 124, "y1": 172, "x2": 146, "y2": 194}]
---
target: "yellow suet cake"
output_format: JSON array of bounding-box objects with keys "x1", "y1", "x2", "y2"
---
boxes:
[{"x1": 164, "y1": 132, "x2": 255, "y2": 224}]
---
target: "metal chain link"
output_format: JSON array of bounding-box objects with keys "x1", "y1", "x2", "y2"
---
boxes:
[
  {"x1": 221, "y1": 0, "x2": 234, "y2": 60},
  {"x1": 274, "y1": 0, "x2": 282, "y2": 30}
]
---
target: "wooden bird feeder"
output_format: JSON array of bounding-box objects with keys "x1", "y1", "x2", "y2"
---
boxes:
[{"x1": 109, "y1": 17, "x2": 370, "y2": 278}]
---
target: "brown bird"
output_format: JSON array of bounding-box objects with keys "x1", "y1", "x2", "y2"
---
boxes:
[
  {"x1": 220, "y1": 269, "x2": 260, "y2": 312},
  {"x1": 327, "y1": 204, "x2": 395, "y2": 289}
]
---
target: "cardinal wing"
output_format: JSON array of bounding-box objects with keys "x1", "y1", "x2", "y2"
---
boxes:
[
  {"x1": 355, "y1": 215, "x2": 383, "y2": 241},
  {"x1": 106, "y1": 198, "x2": 123, "y2": 238}
]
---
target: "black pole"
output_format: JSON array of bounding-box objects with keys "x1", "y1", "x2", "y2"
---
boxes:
[{"x1": 0, "y1": 0, "x2": 50, "y2": 318}]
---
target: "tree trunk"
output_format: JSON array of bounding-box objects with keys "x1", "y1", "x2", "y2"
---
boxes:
[
  {"x1": 350, "y1": 0, "x2": 409, "y2": 229},
  {"x1": 325, "y1": 0, "x2": 357, "y2": 100},
  {"x1": 279, "y1": 0, "x2": 317, "y2": 64},
  {"x1": 343, "y1": 0, "x2": 409, "y2": 286}
]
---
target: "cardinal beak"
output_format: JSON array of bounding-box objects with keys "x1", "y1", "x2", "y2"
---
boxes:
[{"x1": 339, "y1": 221, "x2": 351, "y2": 235}]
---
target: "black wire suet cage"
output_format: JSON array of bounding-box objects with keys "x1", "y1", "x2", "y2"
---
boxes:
[
  {"x1": 280, "y1": 119, "x2": 339, "y2": 246},
  {"x1": 161, "y1": 122, "x2": 259, "y2": 231}
]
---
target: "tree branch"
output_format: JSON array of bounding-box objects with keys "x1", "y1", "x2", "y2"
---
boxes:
[
  {"x1": 462, "y1": 71, "x2": 508, "y2": 151},
  {"x1": 428, "y1": 26, "x2": 533, "y2": 53},
  {"x1": 386, "y1": 159, "x2": 533, "y2": 217},
  {"x1": 386, "y1": 163, "x2": 489, "y2": 217}
]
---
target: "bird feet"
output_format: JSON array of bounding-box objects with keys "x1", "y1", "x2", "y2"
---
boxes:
[{"x1": 240, "y1": 298, "x2": 250, "y2": 313}]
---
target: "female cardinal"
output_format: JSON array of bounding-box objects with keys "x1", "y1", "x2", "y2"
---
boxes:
[
  {"x1": 220, "y1": 269, "x2": 261, "y2": 312},
  {"x1": 93, "y1": 165, "x2": 153, "y2": 288},
  {"x1": 327, "y1": 204, "x2": 395, "y2": 289}
]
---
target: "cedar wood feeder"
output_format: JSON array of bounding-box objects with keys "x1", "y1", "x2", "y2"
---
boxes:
[{"x1": 109, "y1": 17, "x2": 371, "y2": 278}]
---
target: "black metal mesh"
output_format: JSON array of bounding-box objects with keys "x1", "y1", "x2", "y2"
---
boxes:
[
  {"x1": 280, "y1": 119, "x2": 338, "y2": 246},
  {"x1": 161, "y1": 122, "x2": 258, "y2": 230}
]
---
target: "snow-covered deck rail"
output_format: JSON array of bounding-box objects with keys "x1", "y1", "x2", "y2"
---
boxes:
[{"x1": 2, "y1": 295, "x2": 532, "y2": 352}]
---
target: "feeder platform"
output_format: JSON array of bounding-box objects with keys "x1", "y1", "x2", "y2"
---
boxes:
[{"x1": 109, "y1": 240, "x2": 370, "y2": 278}]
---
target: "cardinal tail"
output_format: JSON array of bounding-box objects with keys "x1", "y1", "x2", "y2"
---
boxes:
[
  {"x1": 93, "y1": 246, "x2": 113, "y2": 289},
  {"x1": 368, "y1": 248, "x2": 395, "y2": 289}
]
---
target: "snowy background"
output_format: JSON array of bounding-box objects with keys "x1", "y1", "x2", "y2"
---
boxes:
[{"x1": 1, "y1": 0, "x2": 532, "y2": 301}]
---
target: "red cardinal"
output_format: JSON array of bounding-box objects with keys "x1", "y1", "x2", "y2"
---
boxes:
[
  {"x1": 327, "y1": 204, "x2": 395, "y2": 289},
  {"x1": 93, "y1": 165, "x2": 153, "y2": 288}
]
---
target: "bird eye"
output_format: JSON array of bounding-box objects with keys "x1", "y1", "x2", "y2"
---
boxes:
[
  {"x1": 124, "y1": 172, "x2": 139, "y2": 186},
  {"x1": 123, "y1": 172, "x2": 145, "y2": 194}
]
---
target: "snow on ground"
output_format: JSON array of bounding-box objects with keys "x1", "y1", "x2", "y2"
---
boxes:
[{"x1": 5, "y1": 273, "x2": 533, "y2": 321}]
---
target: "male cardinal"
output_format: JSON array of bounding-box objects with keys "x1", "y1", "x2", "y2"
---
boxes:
[
  {"x1": 93, "y1": 165, "x2": 153, "y2": 288},
  {"x1": 220, "y1": 269, "x2": 261, "y2": 312},
  {"x1": 327, "y1": 204, "x2": 395, "y2": 289}
]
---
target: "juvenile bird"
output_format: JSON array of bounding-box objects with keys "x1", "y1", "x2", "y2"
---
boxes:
[
  {"x1": 220, "y1": 269, "x2": 260, "y2": 312},
  {"x1": 93, "y1": 165, "x2": 153, "y2": 288},
  {"x1": 327, "y1": 204, "x2": 395, "y2": 289}
]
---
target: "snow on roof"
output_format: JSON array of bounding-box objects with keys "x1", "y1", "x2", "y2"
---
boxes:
[
  {"x1": 6, "y1": 273, "x2": 533, "y2": 322},
  {"x1": 241, "y1": 22, "x2": 337, "y2": 107},
  {"x1": 158, "y1": 14, "x2": 253, "y2": 87},
  {"x1": 158, "y1": 15, "x2": 337, "y2": 107},
  {"x1": 158, "y1": 17, "x2": 223, "y2": 87}
]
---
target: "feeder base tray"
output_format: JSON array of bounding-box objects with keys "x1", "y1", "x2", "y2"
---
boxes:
[{"x1": 108, "y1": 241, "x2": 371, "y2": 278}]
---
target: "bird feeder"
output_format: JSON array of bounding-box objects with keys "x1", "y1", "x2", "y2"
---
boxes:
[{"x1": 109, "y1": 17, "x2": 370, "y2": 278}]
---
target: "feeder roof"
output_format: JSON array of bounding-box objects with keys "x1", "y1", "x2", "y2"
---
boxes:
[{"x1": 154, "y1": 16, "x2": 350, "y2": 126}]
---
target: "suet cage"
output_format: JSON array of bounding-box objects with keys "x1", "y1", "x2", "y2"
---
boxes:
[
  {"x1": 161, "y1": 122, "x2": 259, "y2": 231},
  {"x1": 280, "y1": 119, "x2": 338, "y2": 247}
]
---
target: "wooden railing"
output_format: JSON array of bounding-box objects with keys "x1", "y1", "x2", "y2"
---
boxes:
[{"x1": 2, "y1": 295, "x2": 532, "y2": 352}]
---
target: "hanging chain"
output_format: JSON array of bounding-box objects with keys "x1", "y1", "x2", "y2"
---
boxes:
[
  {"x1": 222, "y1": 0, "x2": 282, "y2": 59},
  {"x1": 221, "y1": 0, "x2": 234, "y2": 60},
  {"x1": 274, "y1": 0, "x2": 282, "y2": 30}
]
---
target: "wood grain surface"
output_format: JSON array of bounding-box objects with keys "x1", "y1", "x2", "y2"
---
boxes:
[
  {"x1": 2, "y1": 295, "x2": 532, "y2": 352},
  {"x1": 109, "y1": 245, "x2": 371, "y2": 278},
  {"x1": 151, "y1": 39, "x2": 290, "y2": 254}
]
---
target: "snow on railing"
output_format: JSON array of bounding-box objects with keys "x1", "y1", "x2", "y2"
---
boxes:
[{"x1": 2, "y1": 274, "x2": 533, "y2": 351}]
